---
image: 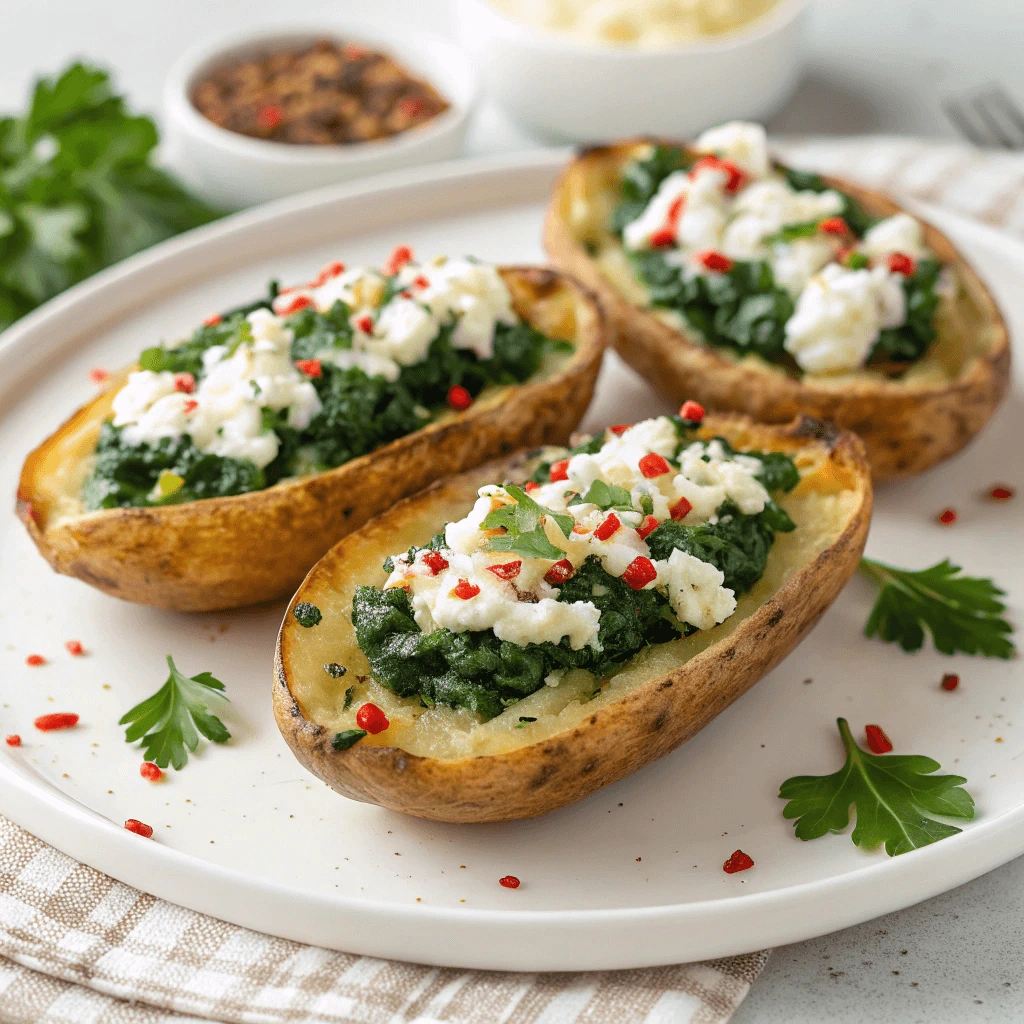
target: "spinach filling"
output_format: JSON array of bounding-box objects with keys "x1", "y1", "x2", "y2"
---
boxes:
[
  {"x1": 611, "y1": 148, "x2": 942, "y2": 370},
  {"x1": 83, "y1": 281, "x2": 569, "y2": 509},
  {"x1": 351, "y1": 440, "x2": 798, "y2": 721}
]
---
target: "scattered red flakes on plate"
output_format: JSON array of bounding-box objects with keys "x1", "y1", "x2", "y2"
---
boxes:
[
  {"x1": 25, "y1": 654, "x2": 45, "y2": 667},
  {"x1": 989, "y1": 485, "x2": 1014, "y2": 501},
  {"x1": 5, "y1": 735, "x2": 21, "y2": 747},
  {"x1": 88, "y1": 367, "x2": 110, "y2": 385},
  {"x1": 140, "y1": 761, "x2": 163, "y2": 782},
  {"x1": 34, "y1": 713, "x2": 79, "y2": 732},
  {"x1": 865, "y1": 724, "x2": 893, "y2": 754},
  {"x1": 498, "y1": 875, "x2": 521, "y2": 889},
  {"x1": 64, "y1": 640, "x2": 84, "y2": 657},
  {"x1": 937, "y1": 508, "x2": 957, "y2": 525},
  {"x1": 723, "y1": 850, "x2": 754, "y2": 874},
  {"x1": 941, "y1": 673, "x2": 960, "y2": 692},
  {"x1": 124, "y1": 819, "x2": 154, "y2": 838}
]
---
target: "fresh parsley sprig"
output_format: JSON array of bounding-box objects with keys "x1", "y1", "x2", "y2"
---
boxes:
[
  {"x1": 119, "y1": 656, "x2": 230, "y2": 770},
  {"x1": 860, "y1": 558, "x2": 1015, "y2": 658},
  {"x1": 779, "y1": 718, "x2": 975, "y2": 857},
  {"x1": 484, "y1": 484, "x2": 574, "y2": 560}
]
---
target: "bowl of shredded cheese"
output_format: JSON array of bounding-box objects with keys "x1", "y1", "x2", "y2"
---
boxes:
[{"x1": 455, "y1": 0, "x2": 806, "y2": 141}]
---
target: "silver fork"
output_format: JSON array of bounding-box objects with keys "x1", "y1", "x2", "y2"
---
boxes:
[{"x1": 944, "y1": 85, "x2": 1024, "y2": 149}]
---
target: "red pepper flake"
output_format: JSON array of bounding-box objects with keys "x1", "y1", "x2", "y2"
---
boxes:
[
  {"x1": 941, "y1": 673, "x2": 960, "y2": 692},
  {"x1": 667, "y1": 194, "x2": 686, "y2": 230},
  {"x1": 64, "y1": 640, "x2": 84, "y2": 657},
  {"x1": 310, "y1": 261, "x2": 346, "y2": 288},
  {"x1": 524, "y1": 481, "x2": 540, "y2": 494},
  {"x1": 88, "y1": 367, "x2": 110, "y2": 385},
  {"x1": 636, "y1": 515, "x2": 660, "y2": 540},
  {"x1": 690, "y1": 155, "x2": 748, "y2": 193},
  {"x1": 650, "y1": 227, "x2": 676, "y2": 249},
  {"x1": 257, "y1": 104, "x2": 283, "y2": 131},
  {"x1": 343, "y1": 43, "x2": 369, "y2": 60},
  {"x1": 608, "y1": 423, "x2": 631, "y2": 436},
  {"x1": 183, "y1": 399, "x2": 198, "y2": 414},
  {"x1": 622, "y1": 556, "x2": 657, "y2": 591},
  {"x1": 25, "y1": 654, "x2": 45, "y2": 667},
  {"x1": 544, "y1": 559, "x2": 575, "y2": 585},
  {"x1": 487, "y1": 560, "x2": 522, "y2": 580},
  {"x1": 203, "y1": 313, "x2": 223, "y2": 326},
  {"x1": 355, "y1": 702, "x2": 390, "y2": 734},
  {"x1": 865, "y1": 724, "x2": 893, "y2": 754},
  {"x1": 398, "y1": 96, "x2": 426, "y2": 119},
  {"x1": 594, "y1": 513, "x2": 621, "y2": 541},
  {"x1": 295, "y1": 358, "x2": 323, "y2": 378},
  {"x1": 888, "y1": 252, "x2": 916, "y2": 276},
  {"x1": 696, "y1": 250, "x2": 734, "y2": 273},
  {"x1": 938, "y1": 508, "x2": 957, "y2": 526},
  {"x1": 818, "y1": 216, "x2": 850, "y2": 236},
  {"x1": 549, "y1": 459, "x2": 570, "y2": 483},
  {"x1": 723, "y1": 849, "x2": 754, "y2": 874},
  {"x1": 34, "y1": 713, "x2": 79, "y2": 732},
  {"x1": 422, "y1": 550, "x2": 449, "y2": 575},
  {"x1": 173, "y1": 372, "x2": 195, "y2": 394},
  {"x1": 498, "y1": 874, "x2": 521, "y2": 889},
  {"x1": 679, "y1": 399, "x2": 705, "y2": 423},
  {"x1": 5, "y1": 735, "x2": 21, "y2": 747},
  {"x1": 383, "y1": 244, "x2": 414, "y2": 277},
  {"x1": 638, "y1": 453, "x2": 672, "y2": 479},
  {"x1": 124, "y1": 819, "x2": 154, "y2": 838},
  {"x1": 140, "y1": 761, "x2": 164, "y2": 782},
  {"x1": 447, "y1": 385, "x2": 473, "y2": 411},
  {"x1": 277, "y1": 294, "x2": 316, "y2": 317},
  {"x1": 451, "y1": 578, "x2": 481, "y2": 600},
  {"x1": 355, "y1": 314, "x2": 375, "y2": 335},
  {"x1": 989, "y1": 485, "x2": 1014, "y2": 501},
  {"x1": 412, "y1": 274, "x2": 430, "y2": 289},
  {"x1": 669, "y1": 496, "x2": 694, "y2": 521}
]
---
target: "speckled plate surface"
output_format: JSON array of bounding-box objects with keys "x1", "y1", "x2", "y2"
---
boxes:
[{"x1": 0, "y1": 152, "x2": 1021, "y2": 971}]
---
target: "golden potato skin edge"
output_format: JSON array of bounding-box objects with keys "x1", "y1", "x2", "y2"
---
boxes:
[
  {"x1": 16, "y1": 267, "x2": 605, "y2": 612},
  {"x1": 543, "y1": 141, "x2": 1011, "y2": 480},
  {"x1": 273, "y1": 415, "x2": 873, "y2": 824}
]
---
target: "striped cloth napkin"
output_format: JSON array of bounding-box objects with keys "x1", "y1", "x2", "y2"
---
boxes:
[{"x1": 2, "y1": 136, "x2": 1022, "y2": 1024}]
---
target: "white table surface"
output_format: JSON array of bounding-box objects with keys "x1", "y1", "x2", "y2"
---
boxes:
[{"x1": 4, "y1": 1, "x2": 1024, "y2": 1020}]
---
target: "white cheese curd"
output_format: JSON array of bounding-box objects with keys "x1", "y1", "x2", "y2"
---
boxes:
[
  {"x1": 770, "y1": 236, "x2": 837, "y2": 295},
  {"x1": 674, "y1": 439, "x2": 770, "y2": 518},
  {"x1": 112, "y1": 371, "x2": 178, "y2": 431},
  {"x1": 783, "y1": 263, "x2": 907, "y2": 374},
  {"x1": 862, "y1": 213, "x2": 928, "y2": 261},
  {"x1": 677, "y1": 166, "x2": 729, "y2": 251},
  {"x1": 272, "y1": 266, "x2": 386, "y2": 318},
  {"x1": 622, "y1": 170, "x2": 690, "y2": 251},
  {"x1": 658, "y1": 548, "x2": 737, "y2": 630},
  {"x1": 317, "y1": 347, "x2": 401, "y2": 383},
  {"x1": 695, "y1": 121, "x2": 771, "y2": 179},
  {"x1": 363, "y1": 297, "x2": 439, "y2": 367}
]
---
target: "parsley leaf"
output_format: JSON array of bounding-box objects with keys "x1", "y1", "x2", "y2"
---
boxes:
[
  {"x1": 119, "y1": 656, "x2": 230, "y2": 770},
  {"x1": 779, "y1": 717, "x2": 975, "y2": 856},
  {"x1": 484, "y1": 484, "x2": 574, "y2": 560},
  {"x1": 576, "y1": 479, "x2": 635, "y2": 511},
  {"x1": 860, "y1": 558, "x2": 1015, "y2": 658}
]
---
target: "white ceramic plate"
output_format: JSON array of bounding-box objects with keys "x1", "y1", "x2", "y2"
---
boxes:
[{"x1": 0, "y1": 152, "x2": 1020, "y2": 972}]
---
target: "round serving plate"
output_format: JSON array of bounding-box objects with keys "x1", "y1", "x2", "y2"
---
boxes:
[{"x1": 0, "y1": 151, "x2": 1020, "y2": 972}]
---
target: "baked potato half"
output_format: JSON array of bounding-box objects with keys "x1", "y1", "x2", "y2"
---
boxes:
[
  {"x1": 17, "y1": 267, "x2": 604, "y2": 612},
  {"x1": 274, "y1": 413, "x2": 872, "y2": 823},
  {"x1": 544, "y1": 140, "x2": 1010, "y2": 479}
]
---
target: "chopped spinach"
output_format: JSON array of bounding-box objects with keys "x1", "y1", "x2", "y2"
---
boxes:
[
  {"x1": 292, "y1": 602, "x2": 322, "y2": 628},
  {"x1": 778, "y1": 165, "x2": 875, "y2": 238},
  {"x1": 332, "y1": 729, "x2": 367, "y2": 750},
  {"x1": 610, "y1": 145, "x2": 694, "y2": 235},
  {"x1": 871, "y1": 259, "x2": 943, "y2": 364}
]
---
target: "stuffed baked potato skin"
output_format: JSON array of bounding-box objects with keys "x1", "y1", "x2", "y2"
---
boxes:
[
  {"x1": 16, "y1": 267, "x2": 605, "y2": 612},
  {"x1": 544, "y1": 141, "x2": 1010, "y2": 480},
  {"x1": 274, "y1": 415, "x2": 872, "y2": 823}
]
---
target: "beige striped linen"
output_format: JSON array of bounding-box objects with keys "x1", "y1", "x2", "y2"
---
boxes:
[{"x1": 1, "y1": 138, "x2": 1021, "y2": 1024}]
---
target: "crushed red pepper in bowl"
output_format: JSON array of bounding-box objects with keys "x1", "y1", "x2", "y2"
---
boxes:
[{"x1": 191, "y1": 39, "x2": 450, "y2": 146}]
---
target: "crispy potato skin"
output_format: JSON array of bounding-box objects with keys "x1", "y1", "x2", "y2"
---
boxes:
[
  {"x1": 274, "y1": 415, "x2": 873, "y2": 823},
  {"x1": 16, "y1": 267, "x2": 605, "y2": 612},
  {"x1": 543, "y1": 141, "x2": 1011, "y2": 480}
]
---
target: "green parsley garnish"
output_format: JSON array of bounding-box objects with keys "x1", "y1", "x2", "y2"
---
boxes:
[
  {"x1": 515, "y1": 716, "x2": 538, "y2": 728},
  {"x1": 779, "y1": 718, "x2": 975, "y2": 856},
  {"x1": 860, "y1": 558, "x2": 1015, "y2": 658},
  {"x1": 119, "y1": 655, "x2": 230, "y2": 770},
  {"x1": 324, "y1": 662, "x2": 347, "y2": 678},
  {"x1": 332, "y1": 729, "x2": 367, "y2": 750},
  {"x1": 293, "y1": 602, "x2": 322, "y2": 628},
  {"x1": 484, "y1": 484, "x2": 574, "y2": 560}
]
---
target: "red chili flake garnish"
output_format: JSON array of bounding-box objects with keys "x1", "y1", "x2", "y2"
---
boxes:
[
  {"x1": 124, "y1": 819, "x2": 154, "y2": 838},
  {"x1": 140, "y1": 761, "x2": 163, "y2": 782},
  {"x1": 524, "y1": 481, "x2": 540, "y2": 494},
  {"x1": 355, "y1": 314, "x2": 375, "y2": 335},
  {"x1": 690, "y1": 155, "x2": 748, "y2": 193},
  {"x1": 277, "y1": 294, "x2": 316, "y2": 317},
  {"x1": 88, "y1": 367, "x2": 110, "y2": 385},
  {"x1": 447, "y1": 385, "x2": 473, "y2": 411},
  {"x1": 638, "y1": 453, "x2": 672, "y2": 479},
  {"x1": 203, "y1": 313, "x2": 223, "y2": 326},
  {"x1": 421, "y1": 550, "x2": 449, "y2": 575},
  {"x1": 670, "y1": 496, "x2": 694, "y2": 521},
  {"x1": 5, "y1": 735, "x2": 21, "y2": 747},
  {"x1": 990, "y1": 485, "x2": 1014, "y2": 501},
  {"x1": 636, "y1": 515, "x2": 660, "y2": 540},
  {"x1": 173, "y1": 372, "x2": 195, "y2": 394},
  {"x1": 25, "y1": 654, "x2": 45, "y2": 667},
  {"x1": 544, "y1": 559, "x2": 575, "y2": 585},
  {"x1": 355, "y1": 702, "x2": 390, "y2": 734},
  {"x1": 679, "y1": 399, "x2": 705, "y2": 423},
  {"x1": 257, "y1": 104, "x2": 284, "y2": 130},
  {"x1": 696, "y1": 250, "x2": 734, "y2": 273},
  {"x1": 888, "y1": 252, "x2": 916, "y2": 276},
  {"x1": 412, "y1": 274, "x2": 430, "y2": 289},
  {"x1": 343, "y1": 43, "x2": 369, "y2": 60},
  {"x1": 622, "y1": 556, "x2": 657, "y2": 591},
  {"x1": 310, "y1": 261, "x2": 346, "y2": 288},
  {"x1": 398, "y1": 96, "x2": 426, "y2": 119},
  {"x1": 64, "y1": 640, "x2": 84, "y2": 657},
  {"x1": 594, "y1": 513, "x2": 621, "y2": 541},
  {"x1": 818, "y1": 216, "x2": 850, "y2": 236},
  {"x1": 451, "y1": 578, "x2": 481, "y2": 600},
  {"x1": 182, "y1": 399, "x2": 198, "y2": 414},
  {"x1": 938, "y1": 508, "x2": 957, "y2": 525},
  {"x1": 498, "y1": 874, "x2": 521, "y2": 889},
  {"x1": 487, "y1": 560, "x2": 523, "y2": 581},
  {"x1": 650, "y1": 227, "x2": 676, "y2": 249},
  {"x1": 549, "y1": 459, "x2": 570, "y2": 483},
  {"x1": 295, "y1": 359, "x2": 323, "y2": 378},
  {"x1": 865, "y1": 724, "x2": 893, "y2": 754},
  {"x1": 723, "y1": 849, "x2": 754, "y2": 874},
  {"x1": 383, "y1": 244, "x2": 414, "y2": 276},
  {"x1": 608, "y1": 423, "x2": 631, "y2": 436},
  {"x1": 941, "y1": 673, "x2": 960, "y2": 692},
  {"x1": 34, "y1": 713, "x2": 79, "y2": 732},
  {"x1": 667, "y1": 194, "x2": 686, "y2": 229}
]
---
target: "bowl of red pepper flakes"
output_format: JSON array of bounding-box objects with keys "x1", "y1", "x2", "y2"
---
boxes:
[{"x1": 163, "y1": 25, "x2": 477, "y2": 209}]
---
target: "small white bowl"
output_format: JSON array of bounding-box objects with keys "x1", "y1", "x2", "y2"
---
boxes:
[
  {"x1": 163, "y1": 24, "x2": 478, "y2": 210},
  {"x1": 454, "y1": 0, "x2": 807, "y2": 142}
]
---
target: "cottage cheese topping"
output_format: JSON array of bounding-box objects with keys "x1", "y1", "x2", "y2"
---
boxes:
[
  {"x1": 862, "y1": 213, "x2": 928, "y2": 262},
  {"x1": 695, "y1": 121, "x2": 771, "y2": 180}
]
